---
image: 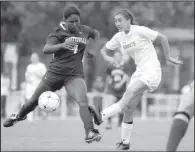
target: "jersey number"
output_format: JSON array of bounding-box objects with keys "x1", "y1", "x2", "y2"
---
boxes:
[{"x1": 73, "y1": 45, "x2": 78, "y2": 54}]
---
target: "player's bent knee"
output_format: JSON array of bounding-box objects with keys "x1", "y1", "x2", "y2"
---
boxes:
[
  {"x1": 76, "y1": 96, "x2": 89, "y2": 107},
  {"x1": 174, "y1": 111, "x2": 191, "y2": 123},
  {"x1": 78, "y1": 101, "x2": 88, "y2": 107}
]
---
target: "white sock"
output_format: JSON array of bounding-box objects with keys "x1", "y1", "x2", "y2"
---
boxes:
[
  {"x1": 121, "y1": 122, "x2": 133, "y2": 144},
  {"x1": 101, "y1": 103, "x2": 122, "y2": 121}
]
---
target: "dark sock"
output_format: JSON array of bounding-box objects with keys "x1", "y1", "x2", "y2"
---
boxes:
[
  {"x1": 166, "y1": 118, "x2": 189, "y2": 151},
  {"x1": 17, "y1": 101, "x2": 38, "y2": 119},
  {"x1": 79, "y1": 105, "x2": 94, "y2": 133}
]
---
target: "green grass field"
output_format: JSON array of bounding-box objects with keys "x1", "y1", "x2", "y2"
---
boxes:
[{"x1": 1, "y1": 118, "x2": 194, "y2": 151}]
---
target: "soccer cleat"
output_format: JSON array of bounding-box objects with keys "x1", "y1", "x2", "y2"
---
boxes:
[
  {"x1": 116, "y1": 140, "x2": 130, "y2": 150},
  {"x1": 88, "y1": 106, "x2": 103, "y2": 126},
  {"x1": 85, "y1": 129, "x2": 102, "y2": 143},
  {"x1": 3, "y1": 114, "x2": 27, "y2": 127}
]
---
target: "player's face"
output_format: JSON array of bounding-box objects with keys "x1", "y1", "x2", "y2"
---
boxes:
[
  {"x1": 66, "y1": 14, "x2": 80, "y2": 33},
  {"x1": 114, "y1": 14, "x2": 130, "y2": 32}
]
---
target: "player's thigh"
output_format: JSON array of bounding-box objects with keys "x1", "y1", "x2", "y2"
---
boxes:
[
  {"x1": 65, "y1": 77, "x2": 88, "y2": 105},
  {"x1": 119, "y1": 80, "x2": 147, "y2": 109},
  {"x1": 29, "y1": 80, "x2": 51, "y2": 105},
  {"x1": 129, "y1": 69, "x2": 161, "y2": 92},
  {"x1": 177, "y1": 90, "x2": 194, "y2": 118}
]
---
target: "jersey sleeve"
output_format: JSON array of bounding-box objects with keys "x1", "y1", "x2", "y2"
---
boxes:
[
  {"x1": 45, "y1": 27, "x2": 64, "y2": 44},
  {"x1": 105, "y1": 33, "x2": 121, "y2": 51},
  {"x1": 82, "y1": 25, "x2": 97, "y2": 39},
  {"x1": 138, "y1": 26, "x2": 159, "y2": 41}
]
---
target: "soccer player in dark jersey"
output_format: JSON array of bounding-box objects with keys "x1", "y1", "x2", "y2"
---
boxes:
[
  {"x1": 104, "y1": 52, "x2": 129, "y2": 129},
  {"x1": 3, "y1": 4, "x2": 102, "y2": 143}
]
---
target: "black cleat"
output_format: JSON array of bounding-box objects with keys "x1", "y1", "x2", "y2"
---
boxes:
[
  {"x1": 85, "y1": 129, "x2": 102, "y2": 143},
  {"x1": 3, "y1": 114, "x2": 27, "y2": 127},
  {"x1": 88, "y1": 106, "x2": 103, "y2": 126},
  {"x1": 116, "y1": 141, "x2": 130, "y2": 150}
]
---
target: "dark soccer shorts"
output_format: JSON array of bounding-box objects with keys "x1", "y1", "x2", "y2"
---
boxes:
[{"x1": 42, "y1": 71, "x2": 84, "y2": 91}]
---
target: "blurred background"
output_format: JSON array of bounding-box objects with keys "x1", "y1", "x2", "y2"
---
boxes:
[
  {"x1": 1, "y1": 2, "x2": 194, "y2": 151},
  {"x1": 1, "y1": 1, "x2": 194, "y2": 119}
]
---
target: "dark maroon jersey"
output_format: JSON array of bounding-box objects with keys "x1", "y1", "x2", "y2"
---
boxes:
[
  {"x1": 45, "y1": 23, "x2": 96, "y2": 76},
  {"x1": 106, "y1": 65, "x2": 127, "y2": 97}
]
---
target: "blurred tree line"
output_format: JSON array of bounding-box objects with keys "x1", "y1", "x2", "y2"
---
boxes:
[
  {"x1": 1, "y1": 1, "x2": 194, "y2": 90},
  {"x1": 1, "y1": 1, "x2": 194, "y2": 55}
]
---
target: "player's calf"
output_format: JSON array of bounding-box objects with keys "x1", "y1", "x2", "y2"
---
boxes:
[{"x1": 166, "y1": 111, "x2": 191, "y2": 151}]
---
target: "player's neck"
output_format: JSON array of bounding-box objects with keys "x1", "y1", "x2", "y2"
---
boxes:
[
  {"x1": 32, "y1": 62, "x2": 39, "y2": 65},
  {"x1": 124, "y1": 25, "x2": 131, "y2": 34}
]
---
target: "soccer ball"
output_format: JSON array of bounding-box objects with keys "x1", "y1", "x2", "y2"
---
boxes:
[{"x1": 38, "y1": 91, "x2": 60, "y2": 112}]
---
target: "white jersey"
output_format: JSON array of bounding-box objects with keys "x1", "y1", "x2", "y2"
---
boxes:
[
  {"x1": 106, "y1": 25, "x2": 160, "y2": 70},
  {"x1": 105, "y1": 25, "x2": 161, "y2": 91},
  {"x1": 25, "y1": 62, "x2": 47, "y2": 99}
]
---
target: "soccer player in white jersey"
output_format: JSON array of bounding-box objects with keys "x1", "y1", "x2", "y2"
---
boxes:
[
  {"x1": 166, "y1": 80, "x2": 194, "y2": 151},
  {"x1": 24, "y1": 53, "x2": 47, "y2": 123},
  {"x1": 88, "y1": 9, "x2": 183, "y2": 150}
]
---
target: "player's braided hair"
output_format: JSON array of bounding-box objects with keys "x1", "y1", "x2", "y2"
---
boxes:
[
  {"x1": 116, "y1": 9, "x2": 137, "y2": 25},
  {"x1": 63, "y1": 4, "x2": 80, "y2": 20}
]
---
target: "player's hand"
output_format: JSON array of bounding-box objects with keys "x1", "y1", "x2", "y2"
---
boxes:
[
  {"x1": 61, "y1": 38, "x2": 77, "y2": 50},
  {"x1": 167, "y1": 56, "x2": 183, "y2": 65}
]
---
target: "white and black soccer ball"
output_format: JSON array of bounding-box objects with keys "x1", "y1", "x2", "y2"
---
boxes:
[{"x1": 38, "y1": 91, "x2": 60, "y2": 112}]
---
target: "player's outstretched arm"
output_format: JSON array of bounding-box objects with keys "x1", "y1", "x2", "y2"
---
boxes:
[
  {"x1": 43, "y1": 37, "x2": 77, "y2": 54},
  {"x1": 43, "y1": 43, "x2": 63, "y2": 54},
  {"x1": 100, "y1": 46, "x2": 117, "y2": 66},
  {"x1": 155, "y1": 33, "x2": 183, "y2": 65}
]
